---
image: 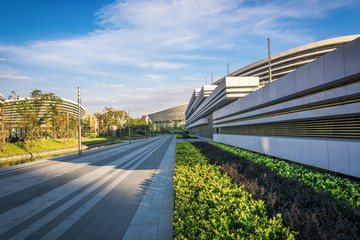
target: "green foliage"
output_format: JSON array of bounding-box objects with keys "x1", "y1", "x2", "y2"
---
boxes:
[
  {"x1": 174, "y1": 142, "x2": 296, "y2": 239},
  {"x1": 176, "y1": 134, "x2": 198, "y2": 139},
  {"x1": 211, "y1": 142, "x2": 360, "y2": 209},
  {"x1": 0, "y1": 136, "x2": 124, "y2": 156}
]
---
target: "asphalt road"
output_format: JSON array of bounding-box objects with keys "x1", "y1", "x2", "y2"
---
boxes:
[{"x1": 0, "y1": 135, "x2": 176, "y2": 240}]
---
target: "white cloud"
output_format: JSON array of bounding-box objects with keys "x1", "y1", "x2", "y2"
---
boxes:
[
  {"x1": 83, "y1": 84, "x2": 193, "y2": 116},
  {"x1": 0, "y1": 74, "x2": 31, "y2": 81},
  {"x1": 102, "y1": 83, "x2": 126, "y2": 90},
  {"x1": 142, "y1": 74, "x2": 166, "y2": 81},
  {"x1": 2, "y1": 0, "x2": 351, "y2": 72},
  {"x1": 0, "y1": 0, "x2": 356, "y2": 115}
]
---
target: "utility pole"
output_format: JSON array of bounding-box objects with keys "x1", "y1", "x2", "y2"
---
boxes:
[
  {"x1": 268, "y1": 37, "x2": 272, "y2": 83},
  {"x1": 128, "y1": 109, "x2": 131, "y2": 144},
  {"x1": 67, "y1": 112, "x2": 69, "y2": 141},
  {"x1": 94, "y1": 119, "x2": 97, "y2": 138},
  {"x1": 78, "y1": 87, "x2": 82, "y2": 157},
  {"x1": 227, "y1": 63, "x2": 229, "y2": 75},
  {"x1": 145, "y1": 122, "x2": 147, "y2": 139}
]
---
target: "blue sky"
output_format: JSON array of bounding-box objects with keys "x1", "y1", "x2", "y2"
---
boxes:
[{"x1": 1, "y1": 0, "x2": 360, "y2": 116}]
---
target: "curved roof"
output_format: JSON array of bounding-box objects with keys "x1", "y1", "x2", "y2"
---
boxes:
[
  {"x1": 148, "y1": 103, "x2": 188, "y2": 122},
  {"x1": 0, "y1": 93, "x2": 4, "y2": 107},
  {"x1": 4, "y1": 97, "x2": 86, "y2": 124},
  {"x1": 214, "y1": 34, "x2": 360, "y2": 85}
]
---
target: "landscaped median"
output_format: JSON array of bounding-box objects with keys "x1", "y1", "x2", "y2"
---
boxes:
[
  {"x1": 191, "y1": 142, "x2": 360, "y2": 239},
  {"x1": 173, "y1": 142, "x2": 296, "y2": 239},
  {"x1": 210, "y1": 142, "x2": 360, "y2": 209},
  {"x1": 176, "y1": 134, "x2": 198, "y2": 139}
]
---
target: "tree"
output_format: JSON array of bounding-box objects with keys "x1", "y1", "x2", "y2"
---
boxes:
[
  {"x1": 47, "y1": 94, "x2": 63, "y2": 141},
  {"x1": 81, "y1": 119, "x2": 91, "y2": 135},
  {"x1": 94, "y1": 107, "x2": 129, "y2": 136},
  {"x1": 94, "y1": 112, "x2": 106, "y2": 136},
  {"x1": 4, "y1": 90, "x2": 65, "y2": 150}
]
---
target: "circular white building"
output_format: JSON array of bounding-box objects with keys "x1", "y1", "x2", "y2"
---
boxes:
[{"x1": 4, "y1": 97, "x2": 86, "y2": 126}]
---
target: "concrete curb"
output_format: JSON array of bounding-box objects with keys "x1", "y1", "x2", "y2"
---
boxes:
[{"x1": 0, "y1": 138, "x2": 143, "y2": 163}]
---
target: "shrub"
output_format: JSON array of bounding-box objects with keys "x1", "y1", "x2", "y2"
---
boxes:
[
  {"x1": 176, "y1": 134, "x2": 198, "y2": 139},
  {"x1": 210, "y1": 142, "x2": 360, "y2": 208},
  {"x1": 174, "y1": 142, "x2": 296, "y2": 239},
  {"x1": 191, "y1": 142, "x2": 360, "y2": 240}
]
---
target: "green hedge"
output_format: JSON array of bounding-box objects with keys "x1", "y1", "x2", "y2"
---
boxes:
[
  {"x1": 210, "y1": 142, "x2": 360, "y2": 208},
  {"x1": 174, "y1": 142, "x2": 296, "y2": 239},
  {"x1": 176, "y1": 134, "x2": 198, "y2": 139}
]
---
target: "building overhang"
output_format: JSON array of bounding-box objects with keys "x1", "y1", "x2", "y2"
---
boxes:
[{"x1": 186, "y1": 77, "x2": 260, "y2": 126}]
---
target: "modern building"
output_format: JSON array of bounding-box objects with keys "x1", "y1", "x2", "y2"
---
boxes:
[
  {"x1": 0, "y1": 93, "x2": 4, "y2": 107},
  {"x1": 142, "y1": 114, "x2": 151, "y2": 123},
  {"x1": 214, "y1": 35, "x2": 360, "y2": 85},
  {"x1": 186, "y1": 35, "x2": 360, "y2": 178},
  {"x1": 186, "y1": 77, "x2": 260, "y2": 139},
  {"x1": 4, "y1": 97, "x2": 86, "y2": 126},
  {"x1": 148, "y1": 103, "x2": 188, "y2": 131}
]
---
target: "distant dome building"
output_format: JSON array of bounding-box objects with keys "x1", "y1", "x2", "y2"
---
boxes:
[{"x1": 148, "y1": 103, "x2": 188, "y2": 131}]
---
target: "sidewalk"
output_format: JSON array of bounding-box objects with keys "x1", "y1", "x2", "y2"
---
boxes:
[
  {"x1": 123, "y1": 136, "x2": 209, "y2": 240},
  {"x1": 123, "y1": 136, "x2": 176, "y2": 240}
]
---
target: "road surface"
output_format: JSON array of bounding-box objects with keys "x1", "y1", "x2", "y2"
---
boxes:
[{"x1": 0, "y1": 135, "x2": 176, "y2": 240}]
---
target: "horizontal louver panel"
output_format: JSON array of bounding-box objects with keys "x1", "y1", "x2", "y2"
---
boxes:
[{"x1": 218, "y1": 115, "x2": 360, "y2": 140}]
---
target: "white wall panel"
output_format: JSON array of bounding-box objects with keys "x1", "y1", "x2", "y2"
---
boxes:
[
  {"x1": 324, "y1": 47, "x2": 345, "y2": 83},
  {"x1": 214, "y1": 134, "x2": 360, "y2": 178},
  {"x1": 344, "y1": 37, "x2": 360, "y2": 77},
  {"x1": 328, "y1": 140, "x2": 349, "y2": 175},
  {"x1": 349, "y1": 141, "x2": 360, "y2": 177}
]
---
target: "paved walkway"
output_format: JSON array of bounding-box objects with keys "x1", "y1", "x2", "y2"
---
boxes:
[{"x1": 0, "y1": 135, "x2": 176, "y2": 240}]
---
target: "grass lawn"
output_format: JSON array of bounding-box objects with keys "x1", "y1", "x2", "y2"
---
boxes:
[{"x1": 0, "y1": 135, "x2": 128, "y2": 156}]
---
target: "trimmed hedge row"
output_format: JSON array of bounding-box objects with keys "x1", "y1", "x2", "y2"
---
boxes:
[
  {"x1": 176, "y1": 134, "x2": 198, "y2": 139},
  {"x1": 210, "y1": 142, "x2": 360, "y2": 208},
  {"x1": 192, "y1": 142, "x2": 360, "y2": 240},
  {"x1": 173, "y1": 142, "x2": 296, "y2": 239}
]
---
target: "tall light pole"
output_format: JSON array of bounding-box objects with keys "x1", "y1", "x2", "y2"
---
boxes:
[
  {"x1": 145, "y1": 122, "x2": 147, "y2": 139},
  {"x1": 94, "y1": 118, "x2": 97, "y2": 139},
  {"x1": 67, "y1": 112, "x2": 69, "y2": 141},
  {"x1": 128, "y1": 109, "x2": 131, "y2": 144},
  {"x1": 268, "y1": 37, "x2": 272, "y2": 83},
  {"x1": 227, "y1": 63, "x2": 229, "y2": 75},
  {"x1": 78, "y1": 87, "x2": 82, "y2": 157}
]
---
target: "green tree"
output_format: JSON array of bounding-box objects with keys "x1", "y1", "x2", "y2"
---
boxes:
[
  {"x1": 94, "y1": 107, "x2": 129, "y2": 136},
  {"x1": 5, "y1": 90, "x2": 64, "y2": 150},
  {"x1": 94, "y1": 112, "x2": 106, "y2": 136},
  {"x1": 47, "y1": 94, "x2": 63, "y2": 141},
  {"x1": 81, "y1": 119, "x2": 91, "y2": 135}
]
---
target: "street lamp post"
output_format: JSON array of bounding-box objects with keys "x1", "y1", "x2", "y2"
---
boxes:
[
  {"x1": 128, "y1": 109, "x2": 131, "y2": 144},
  {"x1": 78, "y1": 87, "x2": 82, "y2": 157},
  {"x1": 268, "y1": 37, "x2": 272, "y2": 83}
]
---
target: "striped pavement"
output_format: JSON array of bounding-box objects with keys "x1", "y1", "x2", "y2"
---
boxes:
[{"x1": 0, "y1": 135, "x2": 176, "y2": 240}]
